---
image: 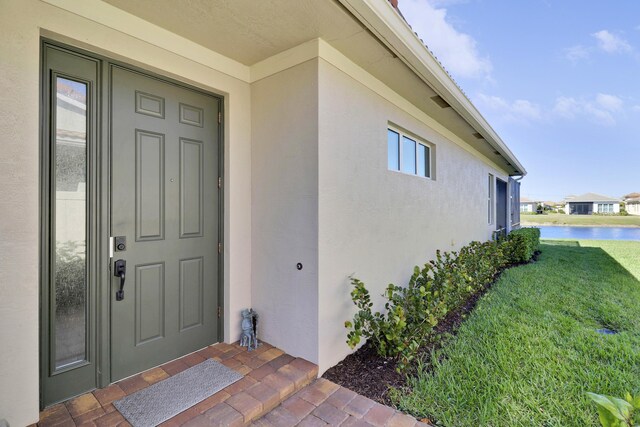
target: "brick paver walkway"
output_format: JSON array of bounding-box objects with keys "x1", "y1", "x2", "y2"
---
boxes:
[
  {"x1": 37, "y1": 342, "x2": 431, "y2": 426},
  {"x1": 251, "y1": 378, "x2": 431, "y2": 427}
]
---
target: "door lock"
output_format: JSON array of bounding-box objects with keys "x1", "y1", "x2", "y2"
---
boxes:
[
  {"x1": 114, "y1": 259, "x2": 127, "y2": 301},
  {"x1": 114, "y1": 236, "x2": 126, "y2": 252}
]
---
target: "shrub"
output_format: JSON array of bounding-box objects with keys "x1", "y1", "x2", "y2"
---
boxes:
[
  {"x1": 587, "y1": 392, "x2": 640, "y2": 427},
  {"x1": 345, "y1": 237, "x2": 524, "y2": 371},
  {"x1": 558, "y1": 208, "x2": 566, "y2": 214},
  {"x1": 504, "y1": 227, "x2": 540, "y2": 264},
  {"x1": 55, "y1": 241, "x2": 86, "y2": 312}
]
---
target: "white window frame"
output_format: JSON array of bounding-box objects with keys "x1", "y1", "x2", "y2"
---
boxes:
[
  {"x1": 597, "y1": 203, "x2": 613, "y2": 213},
  {"x1": 387, "y1": 126, "x2": 433, "y2": 179}
]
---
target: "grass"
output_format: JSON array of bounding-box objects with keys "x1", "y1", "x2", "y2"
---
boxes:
[
  {"x1": 395, "y1": 240, "x2": 640, "y2": 426},
  {"x1": 521, "y1": 213, "x2": 640, "y2": 227}
]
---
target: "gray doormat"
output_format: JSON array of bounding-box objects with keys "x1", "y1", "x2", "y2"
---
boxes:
[{"x1": 113, "y1": 359, "x2": 242, "y2": 427}]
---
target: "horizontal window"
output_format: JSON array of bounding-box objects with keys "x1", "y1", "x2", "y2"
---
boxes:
[
  {"x1": 387, "y1": 128, "x2": 432, "y2": 178},
  {"x1": 597, "y1": 203, "x2": 613, "y2": 213}
]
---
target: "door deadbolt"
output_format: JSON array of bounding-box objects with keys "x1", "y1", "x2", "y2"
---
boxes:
[{"x1": 115, "y1": 236, "x2": 126, "y2": 252}]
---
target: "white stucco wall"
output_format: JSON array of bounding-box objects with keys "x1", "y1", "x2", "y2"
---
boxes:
[
  {"x1": 627, "y1": 203, "x2": 640, "y2": 216},
  {"x1": 520, "y1": 203, "x2": 535, "y2": 213},
  {"x1": 251, "y1": 60, "x2": 320, "y2": 364},
  {"x1": 0, "y1": 1, "x2": 252, "y2": 424},
  {"x1": 593, "y1": 202, "x2": 620, "y2": 214},
  {"x1": 316, "y1": 59, "x2": 510, "y2": 373},
  {"x1": 613, "y1": 203, "x2": 620, "y2": 214}
]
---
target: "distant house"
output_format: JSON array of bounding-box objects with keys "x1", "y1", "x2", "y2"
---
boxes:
[
  {"x1": 623, "y1": 193, "x2": 640, "y2": 216},
  {"x1": 564, "y1": 193, "x2": 621, "y2": 215},
  {"x1": 520, "y1": 197, "x2": 538, "y2": 213},
  {"x1": 547, "y1": 201, "x2": 565, "y2": 212}
]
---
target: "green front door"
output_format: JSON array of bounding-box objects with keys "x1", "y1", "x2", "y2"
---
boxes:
[
  {"x1": 41, "y1": 42, "x2": 223, "y2": 407},
  {"x1": 110, "y1": 65, "x2": 221, "y2": 381}
]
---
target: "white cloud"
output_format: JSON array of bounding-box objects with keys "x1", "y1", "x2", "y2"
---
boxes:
[
  {"x1": 596, "y1": 93, "x2": 623, "y2": 111},
  {"x1": 476, "y1": 94, "x2": 542, "y2": 123},
  {"x1": 400, "y1": 0, "x2": 492, "y2": 80},
  {"x1": 584, "y1": 104, "x2": 615, "y2": 126},
  {"x1": 552, "y1": 96, "x2": 580, "y2": 118},
  {"x1": 552, "y1": 94, "x2": 623, "y2": 126},
  {"x1": 476, "y1": 94, "x2": 508, "y2": 110},
  {"x1": 512, "y1": 100, "x2": 542, "y2": 121},
  {"x1": 478, "y1": 93, "x2": 626, "y2": 126},
  {"x1": 564, "y1": 45, "x2": 590, "y2": 62},
  {"x1": 592, "y1": 30, "x2": 632, "y2": 53}
]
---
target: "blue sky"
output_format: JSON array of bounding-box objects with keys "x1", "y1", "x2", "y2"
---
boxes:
[{"x1": 401, "y1": 0, "x2": 640, "y2": 201}]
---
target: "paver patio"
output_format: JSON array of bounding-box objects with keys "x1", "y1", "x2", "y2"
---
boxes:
[{"x1": 36, "y1": 342, "x2": 431, "y2": 426}]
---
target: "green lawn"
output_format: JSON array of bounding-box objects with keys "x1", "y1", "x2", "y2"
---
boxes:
[
  {"x1": 521, "y1": 213, "x2": 640, "y2": 227},
  {"x1": 395, "y1": 240, "x2": 640, "y2": 426}
]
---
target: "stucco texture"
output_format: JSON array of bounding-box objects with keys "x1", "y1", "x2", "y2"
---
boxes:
[
  {"x1": 317, "y1": 59, "x2": 509, "y2": 372},
  {"x1": 251, "y1": 59, "x2": 320, "y2": 365},
  {"x1": 0, "y1": 1, "x2": 41, "y2": 424}
]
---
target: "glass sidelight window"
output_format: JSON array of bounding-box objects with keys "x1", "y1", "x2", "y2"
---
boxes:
[{"x1": 53, "y1": 77, "x2": 88, "y2": 369}]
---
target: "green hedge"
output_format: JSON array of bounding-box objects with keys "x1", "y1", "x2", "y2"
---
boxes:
[
  {"x1": 345, "y1": 228, "x2": 539, "y2": 370},
  {"x1": 504, "y1": 227, "x2": 540, "y2": 264}
]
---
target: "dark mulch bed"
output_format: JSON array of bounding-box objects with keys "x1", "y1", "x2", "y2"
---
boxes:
[{"x1": 322, "y1": 252, "x2": 540, "y2": 407}]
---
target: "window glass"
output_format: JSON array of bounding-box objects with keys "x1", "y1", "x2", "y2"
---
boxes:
[
  {"x1": 401, "y1": 136, "x2": 416, "y2": 174},
  {"x1": 54, "y1": 77, "x2": 88, "y2": 369},
  {"x1": 599, "y1": 203, "x2": 613, "y2": 213},
  {"x1": 387, "y1": 129, "x2": 399, "y2": 170},
  {"x1": 387, "y1": 128, "x2": 433, "y2": 179},
  {"x1": 417, "y1": 144, "x2": 430, "y2": 178}
]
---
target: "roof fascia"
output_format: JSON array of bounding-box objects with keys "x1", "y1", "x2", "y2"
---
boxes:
[{"x1": 337, "y1": 0, "x2": 527, "y2": 175}]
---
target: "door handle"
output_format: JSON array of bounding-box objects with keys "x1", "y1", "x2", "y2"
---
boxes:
[{"x1": 114, "y1": 259, "x2": 127, "y2": 301}]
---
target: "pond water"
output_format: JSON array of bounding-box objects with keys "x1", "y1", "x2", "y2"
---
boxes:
[{"x1": 538, "y1": 226, "x2": 640, "y2": 241}]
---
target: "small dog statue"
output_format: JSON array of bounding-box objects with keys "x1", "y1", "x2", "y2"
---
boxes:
[{"x1": 240, "y1": 309, "x2": 259, "y2": 351}]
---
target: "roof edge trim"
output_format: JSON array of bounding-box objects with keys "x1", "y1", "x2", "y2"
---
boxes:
[{"x1": 337, "y1": 0, "x2": 526, "y2": 176}]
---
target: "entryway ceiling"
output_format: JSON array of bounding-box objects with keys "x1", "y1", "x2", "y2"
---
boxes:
[
  {"x1": 102, "y1": 0, "x2": 363, "y2": 65},
  {"x1": 103, "y1": 0, "x2": 519, "y2": 174}
]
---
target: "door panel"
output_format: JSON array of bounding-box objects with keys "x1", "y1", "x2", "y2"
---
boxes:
[
  {"x1": 135, "y1": 130, "x2": 166, "y2": 240},
  {"x1": 180, "y1": 138, "x2": 204, "y2": 238},
  {"x1": 180, "y1": 257, "x2": 204, "y2": 331},
  {"x1": 135, "y1": 263, "x2": 165, "y2": 345},
  {"x1": 110, "y1": 65, "x2": 220, "y2": 381}
]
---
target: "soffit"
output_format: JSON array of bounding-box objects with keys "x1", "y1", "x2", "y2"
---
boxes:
[
  {"x1": 102, "y1": 0, "x2": 362, "y2": 65},
  {"x1": 103, "y1": 0, "x2": 515, "y2": 173}
]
